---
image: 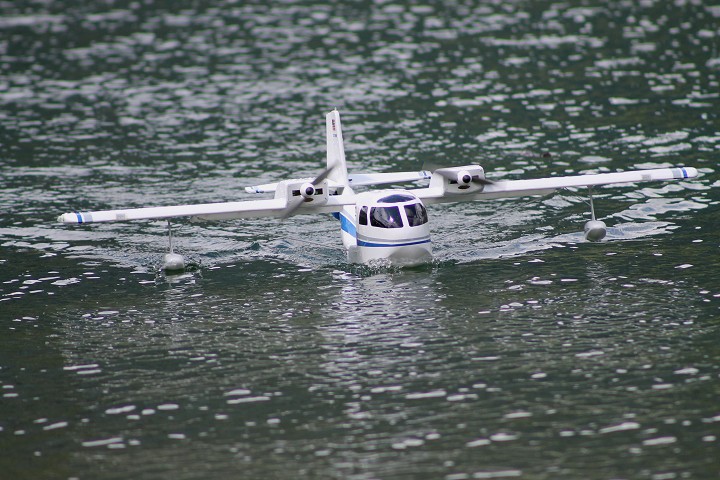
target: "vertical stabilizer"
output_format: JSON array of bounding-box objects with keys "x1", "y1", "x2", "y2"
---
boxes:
[{"x1": 326, "y1": 109, "x2": 349, "y2": 186}]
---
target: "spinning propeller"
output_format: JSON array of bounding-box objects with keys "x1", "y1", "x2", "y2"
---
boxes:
[{"x1": 281, "y1": 164, "x2": 336, "y2": 219}]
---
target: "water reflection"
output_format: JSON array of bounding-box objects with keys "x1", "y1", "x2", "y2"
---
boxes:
[{"x1": 318, "y1": 270, "x2": 447, "y2": 394}]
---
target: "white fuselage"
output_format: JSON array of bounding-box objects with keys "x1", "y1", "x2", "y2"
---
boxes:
[{"x1": 335, "y1": 190, "x2": 432, "y2": 267}]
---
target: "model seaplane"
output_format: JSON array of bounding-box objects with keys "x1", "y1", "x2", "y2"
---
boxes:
[{"x1": 57, "y1": 109, "x2": 698, "y2": 269}]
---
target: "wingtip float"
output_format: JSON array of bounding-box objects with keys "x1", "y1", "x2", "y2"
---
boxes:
[{"x1": 57, "y1": 110, "x2": 698, "y2": 268}]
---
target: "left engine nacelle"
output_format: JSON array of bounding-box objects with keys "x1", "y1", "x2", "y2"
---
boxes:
[{"x1": 275, "y1": 178, "x2": 330, "y2": 205}]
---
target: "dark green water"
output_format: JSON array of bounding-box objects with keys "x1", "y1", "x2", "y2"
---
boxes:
[{"x1": 1, "y1": 1, "x2": 719, "y2": 479}]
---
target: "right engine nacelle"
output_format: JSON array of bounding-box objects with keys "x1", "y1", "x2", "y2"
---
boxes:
[{"x1": 429, "y1": 165, "x2": 487, "y2": 194}]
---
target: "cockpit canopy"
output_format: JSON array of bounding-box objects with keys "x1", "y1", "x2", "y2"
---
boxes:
[{"x1": 358, "y1": 194, "x2": 429, "y2": 229}]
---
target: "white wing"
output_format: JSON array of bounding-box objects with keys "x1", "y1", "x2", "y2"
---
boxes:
[
  {"x1": 58, "y1": 167, "x2": 697, "y2": 224},
  {"x1": 57, "y1": 193, "x2": 361, "y2": 224},
  {"x1": 57, "y1": 198, "x2": 286, "y2": 224},
  {"x1": 414, "y1": 167, "x2": 698, "y2": 204}
]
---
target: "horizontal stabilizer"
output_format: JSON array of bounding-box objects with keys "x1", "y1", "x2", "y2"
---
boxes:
[
  {"x1": 245, "y1": 170, "x2": 432, "y2": 194},
  {"x1": 349, "y1": 170, "x2": 432, "y2": 187}
]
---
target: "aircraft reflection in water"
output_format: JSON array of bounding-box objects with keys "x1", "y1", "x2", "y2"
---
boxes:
[{"x1": 58, "y1": 110, "x2": 698, "y2": 269}]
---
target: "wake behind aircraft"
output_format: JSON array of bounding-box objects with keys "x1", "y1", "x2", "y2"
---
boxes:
[{"x1": 58, "y1": 110, "x2": 698, "y2": 270}]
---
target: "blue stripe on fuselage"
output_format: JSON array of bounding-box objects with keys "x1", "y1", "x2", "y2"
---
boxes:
[
  {"x1": 357, "y1": 238, "x2": 431, "y2": 248},
  {"x1": 334, "y1": 212, "x2": 430, "y2": 248},
  {"x1": 333, "y1": 212, "x2": 357, "y2": 238}
]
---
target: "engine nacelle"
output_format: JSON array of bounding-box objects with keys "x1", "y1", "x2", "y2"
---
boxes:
[
  {"x1": 275, "y1": 178, "x2": 330, "y2": 206},
  {"x1": 429, "y1": 165, "x2": 487, "y2": 194}
]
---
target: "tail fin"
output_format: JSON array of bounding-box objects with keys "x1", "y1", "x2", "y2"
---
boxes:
[{"x1": 326, "y1": 109, "x2": 349, "y2": 186}]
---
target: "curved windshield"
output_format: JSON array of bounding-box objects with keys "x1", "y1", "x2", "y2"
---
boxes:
[
  {"x1": 370, "y1": 206, "x2": 403, "y2": 228},
  {"x1": 378, "y1": 193, "x2": 416, "y2": 204},
  {"x1": 404, "y1": 203, "x2": 428, "y2": 226}
]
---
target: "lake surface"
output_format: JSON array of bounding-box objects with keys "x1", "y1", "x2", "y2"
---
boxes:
[{"x1": 1, "y1": 1, "x2": 719, "y2": 479}]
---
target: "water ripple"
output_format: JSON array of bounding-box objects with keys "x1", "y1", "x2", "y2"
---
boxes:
[{"x1": 1, "y1": 1, "x2": 719, "y2": 479}]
